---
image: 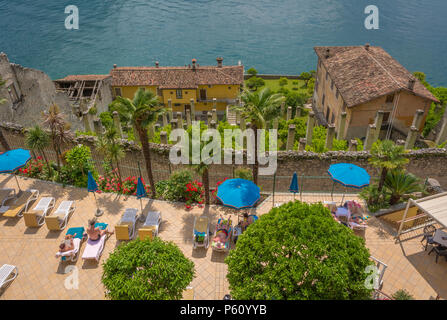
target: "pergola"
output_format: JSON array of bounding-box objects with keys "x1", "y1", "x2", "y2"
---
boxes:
[{"x1": 397, "y1": 192, "x2": 447, "y2": 239}]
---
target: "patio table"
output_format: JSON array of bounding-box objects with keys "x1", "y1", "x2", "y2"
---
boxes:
[{"x1": 433, "y1": 229, "x2": 447, "y2": 247}]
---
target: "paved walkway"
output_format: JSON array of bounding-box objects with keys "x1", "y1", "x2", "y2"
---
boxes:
[{"x1": 0, "y1": 175, "x2": 446, "y2": 300}]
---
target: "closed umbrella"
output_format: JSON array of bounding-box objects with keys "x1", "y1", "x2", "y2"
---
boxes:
[
  {"x1": 216, "y1": 178, "x2": 260, "y2": 209},
  {"x1": 289, "y1": 172, "x2": 299, "y2": 200},
  {"x1": 0, "y1": 148, "x2": 32, "y2": 191},
  {"x1": 136, "y1": 176, "x2": 147, "y2": 213},
  {"x1": 88, "y1": 171, "x2": 103, "y2": 217}
]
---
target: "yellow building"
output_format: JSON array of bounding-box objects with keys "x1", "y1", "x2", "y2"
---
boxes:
[
  {"x1": 312, "y1": 45, "x2": 439, "y2": 140},
  {"x1": 110, "y1": 58, "x2": 244, "y2": 120}
]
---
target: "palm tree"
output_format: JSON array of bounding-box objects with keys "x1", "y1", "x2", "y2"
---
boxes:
[
  {"x1": 112, "y1": 89, "x2": 168, "y2": 198},
  {"x1": 96, "y1": 126, "x2": 124, "y2": 183},
  {"x1": 25, "y1": 125, "x2": 52, "y2": 177},
  {"x1": 42, "y1": 104, "x2": 72, "y2": 169},
  {"x1": 231, "y1": 87, "x2": 285, "y2": 185},
  {"x1": 369, "y1": 140, "x2": 409, "y2": 192},
  {"x1": 0, "y1": 76, "x2": 10, "y2": 151},
  {"x1": 384, "y1": 170, "x2": 421, "y2": 205}
]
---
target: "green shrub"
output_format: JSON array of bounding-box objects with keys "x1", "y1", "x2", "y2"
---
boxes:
[
  {"x1": 157, "y1": 170, "x2": 194, "y2": 202},
  {"x1": 392, "y1": 289, "x2": 414, "y2": 300},
  {"x1": 234, "y1": 168, "x2": 253, "y2": 181},
  {"x1": 225, "y1": 201, "x2": 373, "y2": 299},
  {"x1": 62, "y1": 144, "x2": 97, "y2": 187},
  {"x1": 359, "y1": 184, "x2": 390, "y2": 213},
  {"x1": 279, "y1": 77, "x2": 288, "y2": 87},
  {"x1": 102, "y1": 238, "x2": 195, "y2": 300},
  {"x1": 99, "y1": 111, "x2": 114, "y2": 129}
]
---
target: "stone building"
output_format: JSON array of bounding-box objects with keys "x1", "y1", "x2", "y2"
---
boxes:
[
  {"x1": 0, "y1": 53, "x2": 82, "y2": 130},
  {"x1": 109, "y1": 57, "x2": 244, "y2": 121},
  {"x1": 312, "y1": 45, "x2": 439, "y2": 140}
]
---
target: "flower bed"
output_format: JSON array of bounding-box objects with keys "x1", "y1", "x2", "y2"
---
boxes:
[{"x1": 98, "y1": 175, "x2": 151, "y2": 196}]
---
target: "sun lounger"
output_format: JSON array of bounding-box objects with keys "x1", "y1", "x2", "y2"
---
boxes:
[
  {"x1": 0, "y1": 264, "x2": 18, "y2": 290},
  {"x1": 211, "y1": 217, "x2": 232, "y2": 252},
  {"x1": 55, "y1": 227, "x2": 85, "y2": 262},
  {"x1": 115, "y1": 208, "x2": 138, "y2": 241},
  {"x1": 0, "y1": 188, "x2": 15, "y2": 206},
  {"x1": 139, "y1": 211, "x2": 161, "y2": 240},
  {"x1": 193, "y1": 215, "x2": 210, "y2": 249},
  {"x1": 1, "y1": 189, "x2": 39, "y2": 218},
  {"x1": 45, "y1": 200, "x2": 76, "y2": 230},
  {"x1": 23, "y1": 196, "x2": 55, "y2": 227},
  {"x1": 82, "y1": 223, "x2": 109, "y2": 262}
]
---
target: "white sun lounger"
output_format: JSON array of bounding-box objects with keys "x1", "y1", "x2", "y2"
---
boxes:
[
  {"x1": 56, "y1": 238, "x2": 83, "y2": 262},
  {"x1": 0, "y1": 264, "x2": 18, "y2": 290},
  {"x1": 143, "y1": 211, "x2": 161, "y2": 236},
  {"x1": 82, "y1": 235, "x2": 107, "y2": 262},
  {"x1": 45, "y1": 200, "x2": 76, "y2": 230},
  {"x1": 1, "y1": 189, "x2": 39, "y2": 218},
  {"x1": 115, "y1": 208, "x2": 138, "y2": 240},
  {"x1": 23, "y1": 197, "x2": 55, "y2": 227},
  {"x1": 0, "y1": 188, "x2": 15, "y2": 206}
]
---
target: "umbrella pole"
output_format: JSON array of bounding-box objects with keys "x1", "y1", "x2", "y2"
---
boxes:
[
  {"x1": 14, "y1": 173, "x2": 21, "y2": 192},
  {"x1": 140, "y1": 198, "x2": 143, "y2": 213},
  {"x1": 272, "y1": 172, "x2": 276, "y2": 208},
  {"x1": 93, "y1": 191, "x2": 103, "y2": 217},
  {"x1": 341, "y1": 187, "x2": 346, "y2": 206},
  {"x1": 331, "y1": 182, "x2": 335, "y2": 201}
]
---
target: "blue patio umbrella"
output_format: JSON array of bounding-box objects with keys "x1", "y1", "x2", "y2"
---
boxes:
[
  {"x1": 289, "y1": 172, "x2": 299, "y2": 199},
  {"x1": 87, "y1": 171, "x2": 103, "y2": 217},
  {"x1": 328, "y1": 163, "x2": 370, "y2": 204},
  {"x1": 136, "y1": 176, "x2": 147, "y2": 212},
  {"x1": 216, "y1": 178, "x2": 261, "y2": 209},
  {"x1": 0, "y1": 148, "x2": 32, "y2": 191}
]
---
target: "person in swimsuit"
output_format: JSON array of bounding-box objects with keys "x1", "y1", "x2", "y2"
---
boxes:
[
  {"x1": 58, "y1": 234, "x2": 76, "y2": 252},
  {"x1": 86, "y1": 218, "x2": 113, "y2": 241}
]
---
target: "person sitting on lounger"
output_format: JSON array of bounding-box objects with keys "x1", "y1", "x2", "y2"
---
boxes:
[
  {"x1": 213, "y1": 229, "x2": 230, "y2": 246},
  {"x1": 86, "y1": 218, "x2": 113, "y2": 241},
  {"x1": 58, "y1": 234, "x2": 76, "y2": 252}
]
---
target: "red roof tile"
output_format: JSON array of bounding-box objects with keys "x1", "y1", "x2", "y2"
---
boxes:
[
  {"x1": 55, "y1": 74, "x2": 110, "y2": 82},
  {"x1": 110, "y1": 64, "x2": 244, "y2": 88},
  {"x1": 314, "y1": 46, "x2": 439, "y2": 107}
]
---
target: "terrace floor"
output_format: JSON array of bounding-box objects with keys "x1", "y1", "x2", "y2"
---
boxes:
[{"x1": 0, "y1": 175, "x2": 446, "y2": 300}]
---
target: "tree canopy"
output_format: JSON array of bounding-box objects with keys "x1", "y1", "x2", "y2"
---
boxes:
[
  {"x1": 225, "y1": 201, "x2": 373, "y2": 300},
  {"x1": 102, "y1": 238, "x2": 195, "y2": 300}
]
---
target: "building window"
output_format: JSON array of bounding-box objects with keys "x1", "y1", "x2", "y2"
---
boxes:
[
  {"x1": 386, "y1": 94, "x2": 395, "y2": 103},
  {"x1": 322, "y1": 94, "x2": 325, "y2": 106},
  {"x1": 157, "y1": 88, "x2": 162, "y2": 96},
  {"x1": 114, "y1": 87, "x2": 122, "y2": 97},
  {"x1": 176, "y1": 89, "x2": 183, "y2": 99},
  {"x1": 140, "y1": 87, "x2": 146, "y2": 91},
  {"x1": 331, "y1": 113, "x2": 335, "y2": 124},
  {"x1": 331, "y1": 79, "x2": 334, "y2": 90},
  {"x1": 336, "y1": 89, "x2": 339, "y2": 99},
  {"x1": 383, "y1": 111, "x2": 391, "y2": 123},
  {"x1": 326, "y1": 106, "x2": 330, "y2": 122}
]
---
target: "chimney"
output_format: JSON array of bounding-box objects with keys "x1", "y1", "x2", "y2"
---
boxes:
[
  {"x1": 216, "y1": 57, "x2": 223, "y2": 68},
  {"x1": 155, "y1": 61, "x2": 159, "y2": 68},
  {"x1": 325, "y1": 48, "x2": 330, "y2": 59},
  {"x1": 113, "y1": 64, "x2": 117, "y2": 69},
  {"x1": 408, "y1": 77, "x2": 416, "y2": 91},
  {"x1": 365, "y1": 43, "x2": 370, "y2": 51},
  {"x1": 192, "y1": 59, "x2": 197, "y2": 70}
]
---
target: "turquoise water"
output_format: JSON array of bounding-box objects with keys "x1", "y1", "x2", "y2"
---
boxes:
[{"x1": 1, "y1": 0, "x2": 446, "y2": 85}]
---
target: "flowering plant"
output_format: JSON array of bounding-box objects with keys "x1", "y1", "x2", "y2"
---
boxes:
[
  {"x1": 185, "y1": 180, "x2": 204, "y2": 209},
  {"x1": 98, "y1": 175, "x2": 150, "y2": 196},
  {"x1": 18, "y1": 157, "x2": 44, "y2": 178},
  {"x1": 211, "y1": 177, "x2": 228, "y2": 200}
]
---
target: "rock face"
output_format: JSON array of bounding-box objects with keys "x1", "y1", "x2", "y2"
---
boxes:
[{"x1": 0, "y1": 53, "x2": 82, "y2": 130}]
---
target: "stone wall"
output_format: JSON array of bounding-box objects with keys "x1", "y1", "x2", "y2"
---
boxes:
[{"x1": 1, "y1": 122, "x2": 446, "y2": 192}]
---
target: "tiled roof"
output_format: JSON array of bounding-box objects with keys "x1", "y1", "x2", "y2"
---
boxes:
[
  {"x1": 55, "y1": 74, "x2": 110, "y2": 82},
  {"x1": 110, "y1": 65, "x2": 244, "y2": 88},
  {"x1": 314, "y1": 46, "x2": 439, "y2": 107}
]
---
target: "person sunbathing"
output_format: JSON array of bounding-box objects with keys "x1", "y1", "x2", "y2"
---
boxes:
[
  {"x1": 58, "y1": 234, "x2": 76, "y2": 253},
  {"x1": 213, "y1": 230, "x2": 230, "y2": 246},
  {"x1": 86, "y1": 218, "x2": 114, "y2": 241}
]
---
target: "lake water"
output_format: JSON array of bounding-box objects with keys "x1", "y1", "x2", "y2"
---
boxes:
[{"x1": 1, "y1": 0, "x2": 446, "y2": 85}]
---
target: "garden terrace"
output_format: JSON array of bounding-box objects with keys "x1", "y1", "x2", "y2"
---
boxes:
[{"x1": 1, "y1": 175, "x2": 447, "y2": 300}]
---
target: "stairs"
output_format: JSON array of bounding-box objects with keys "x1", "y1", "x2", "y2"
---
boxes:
[{"x1": 226, "y1": 105, "x2": 237, "y2": 125}]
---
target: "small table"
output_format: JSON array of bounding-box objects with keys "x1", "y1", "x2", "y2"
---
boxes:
[{"x1": 433, "y1": 230, "x2": 447, "y2": 247}]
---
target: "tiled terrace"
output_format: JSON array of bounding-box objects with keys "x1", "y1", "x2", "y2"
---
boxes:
[{"x1": 0, "y1": 175, "x2": 446, "y2": 300}]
